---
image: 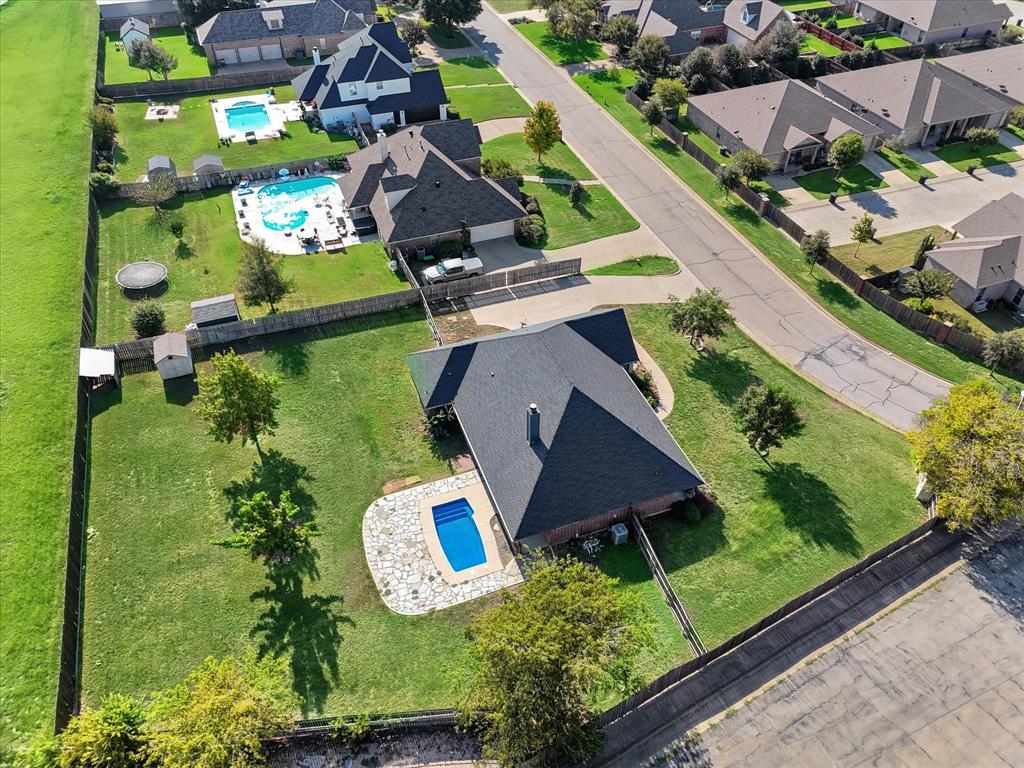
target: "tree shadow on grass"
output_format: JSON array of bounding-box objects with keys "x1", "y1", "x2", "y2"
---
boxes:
[
  {"x1": 815, "y1": 278, "x2": 860, "y2": 310},
  {"x1": 643, "y1": 505, "x2": 728, "y2": 572},
  {"x1": 686, "y1": 350, "x2": 755, "y2": 407},
  {"x1": 755, "y1": 462, "x2": 861, "y2": 556},
  {"x1": 263, "y1": 340, "x2": 311, "y2": 377},
  {"x1": 250, "y1": 565, "x2": 353, "y2": 716},
  {"x1": 224, "y1": 449, "x2": 317, "y2": 520}
]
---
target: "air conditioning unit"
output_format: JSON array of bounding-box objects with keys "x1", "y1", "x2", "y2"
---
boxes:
[
  {"x1": 610, "y1": 523, "x2": 629, "y2": 545},
  {"x1": 971, "y1": 300, "x2": 989, "y2": 314}
]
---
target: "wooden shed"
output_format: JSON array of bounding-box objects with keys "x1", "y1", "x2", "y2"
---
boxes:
[
  {"x1": 190, "y1": 294, "x2": 240, "y2": 328},
  {"x1": 153, "y1": 332, "x2": 193, "y2": 380},
  {"x1": 193, "y1": 155, "x2": 225, "y2": 177},
  {"x1": 147, "y1": 155, "x2": 176, "y2": 180}
]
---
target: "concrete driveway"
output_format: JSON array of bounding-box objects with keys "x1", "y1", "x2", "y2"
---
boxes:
[{"x1": 463, "y1": 7, "x2": 950, "y2": 431}]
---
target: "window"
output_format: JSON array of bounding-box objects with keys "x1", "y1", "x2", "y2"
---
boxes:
[
  {"x1": 917, "y1": 30, "x2": 924, "y2": 42},
  {"x1": 349, "y1": 84, "x2": 358, "y2": 96},
  {"x1": 375, "y1": 81, "x2": 384, "y2": 91}
]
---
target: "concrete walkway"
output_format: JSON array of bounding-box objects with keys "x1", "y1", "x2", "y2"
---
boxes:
[
  {"x1": 465, "y1": 7, "x2": 950, "y2": 431},
  {"x1": 861, "y1": 150, "x2": 912, "y2": 187},
  {"x1": 787, "y1": 161, "x2": 1023, "y2": 244},
  {"x1": 765, "y1": 173, "x2": 816, "y2": 206},
  {"x1": 476, "y1": 115, "x2": 526, "y2": 141},
  {"x1": 904, "y1": 145, "x2": 958, "y2": 176},
  {"x1": 636, "y1": 341, "x2": 675, "y2": 419},
  {"x1": 1000, "y1": 127, "x2": 1024, "y2": 159},
  {"x1": 473, "y1": 227, "x2": 671, "y2": 271}
]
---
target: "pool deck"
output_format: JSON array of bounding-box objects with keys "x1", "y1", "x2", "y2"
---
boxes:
[
  {"x1": 363, "y1": 471, "x2": 524, "y2": 615},
  {"x1": 211, "y1": 92, "x2": 301, "y2": 143}
]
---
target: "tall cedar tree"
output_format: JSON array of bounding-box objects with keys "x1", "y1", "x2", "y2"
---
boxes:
[
  {"x1": 195, "y1": 351, "x2": 279, "y2": 454},
  {"x1": 238, "y1": 238, "x2": 292, "y2": 311},
  {"x1": 523, "y1": 100, "x2": 561, "y2": 162}
]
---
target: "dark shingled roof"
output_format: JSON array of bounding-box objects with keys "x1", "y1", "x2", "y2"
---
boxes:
[
  {"x1": 366, "y1": 69, "x2": 447, "y2": 114},
  {"x1": 368, "y1": 20, "x2": 413, "y2": 64},
  {"x1": 190, "y1": 294, "x2": 240, "y2": 326},
  {"x1": 196, "y1": 0, "x2": 370, "y2": 45},
  {"x1": 602, "y1": 0, "x2": 726, "y2": 56},
  {"x1": 407, "y1": 309, "x2": 704, "y2": 540}
]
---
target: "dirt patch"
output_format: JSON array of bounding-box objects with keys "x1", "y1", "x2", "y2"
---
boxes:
[{"x1": 430, "y1": 300, "x2": 506, "y2": 344}]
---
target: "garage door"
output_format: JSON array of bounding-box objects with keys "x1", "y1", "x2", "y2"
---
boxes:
[
  {"x1": 260, "y1": 43, "x2": 282, "y2": 59},
  {"x1": 238, "y1": 46, "x2": 261, "y2": 63},
  {"x1": 216, "y1": 49, "x2": 238, "y2": 65}
]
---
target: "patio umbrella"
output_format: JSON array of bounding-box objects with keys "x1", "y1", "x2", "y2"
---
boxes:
[{"x1": 278, "y1": 168, "x2": 290, "y2": 178}]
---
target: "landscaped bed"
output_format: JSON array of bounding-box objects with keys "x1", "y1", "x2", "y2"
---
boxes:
[
  {"x1": 629, "y1": 305, "x2": 924, "y2": 649},
  {"x1": 96, "y1": 191, "x2": 404, "y2": 343},
  {"x1": 447, "y1": 83, "x2": 531, "y2": 123},
  {"x1": 522, "y1": 180, "x2": 639, "y2": 249},
  {"x1": 793, "y1": 164, "x2": 888, "y2": 199},
  {"x1": 113, "y1": 85, "x2": 359, "y2": 181},
  {"x1": 104, "y1": 27, "x2": 213, "y2": 84},
  {"x1": 876, "y1": 146, "x2": 936, "y2": 180},
  {"x1": 831, "y1": 225, "x2": 949, "y2": 276},
  {"x1": 482, "y1": 133, "x2": 595, "y2": 179},
  {"x1": 516, "y1": 21, "x2": 607, "y2": 66},
  {"x1": 932, "y1": 140, "x2": 1020, "y2": 171}
]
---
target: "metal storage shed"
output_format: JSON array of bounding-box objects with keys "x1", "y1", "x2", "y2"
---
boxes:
[
  {"x1": 147, "y1": 155, "x2": 176, "y2": 179},
  {"x1": 193, "y1": 155, "x2": 225, "y2": 177},
  {"x1": 153, "y1": 332, "x2": 193, "y2": 380},
  {"x1": 190, "y1": 294, "x2": 240, "y2": 327}
]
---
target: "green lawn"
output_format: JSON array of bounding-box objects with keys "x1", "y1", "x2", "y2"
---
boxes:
[
  {"x1": 586, "y1": 256, "x2": 678, "y2": 276},
  {"x1": 629, "y1": 306, "x2": 923, "y2": 648},
  {"x1": 523, "y1": 181, "x2": 638, "y2": 249},
  {"x1": 0, "y1": 0, "x2": 97, "y2": 752},
  {"x1": 912, "y1": 296, "x2": 1022, "y2": 336},
  {"x1": 426, "y1": 22, "x2": 472, "y2": 48},
  {"x1": 113, "y1": 85, "x2": 359, "y2": 181},
  {"x1": 776, "y1": 0, "x2": 833, "y2": 9},
  {"x1": 932, "y1": 140, "x2": 1021, "y2": 171},
  {"x1": 748, "y1": 179, "x2": 790, "y2": 208},
  {"x1": 430, "y1": 56, "x2": 506, "y2": 86},
  {"x1": 104, "y1": 28, "x2": 213, "y2": 84},
  {"x1": 832, "y1": 13, "x2": 862, "y2": 29},
  {"x1": 447, "y1": 83, "x2": 531, "y2": 122},
  {"x1": 516, "y1": 21, "x2": 608, "y2": 66},
  {"x1": 831, "y1": 225, "x2": 949, "y2": 276},
  {"x1": 862, "y1": 32, "x2": 911, "y2": 49},
  {"x1": 674, "y1": 104, "x2": 725, "y2": 164},
  {"x1": 96, "y1": 191, "x2": 405, "y2": 343},
  {"x1": 482, "y1": 133, "x2": 595, "y2": 179},
  {"x1": 793, "y1": 164, "x2": 888, "y2": 199},
  {"x1": 876, "y1": 146, "x2": 936, "y2": 181},
  {"x1": 487, "y1": 0, "x2": 532, "y2": 11},
  {"x1": 1007, "y1": 123, "x2": 1024, "y2": 142},
  {"x1": 800, "y1": 36, "x2": 842, "y2": 56},
  {"x1": 572, "y1": 67, "x2": 1018, "y2": 385}
]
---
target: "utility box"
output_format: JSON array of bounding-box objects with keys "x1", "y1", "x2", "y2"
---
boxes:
[{"x1": 610, "y1": 523, "x2": 629, "y2": 545}]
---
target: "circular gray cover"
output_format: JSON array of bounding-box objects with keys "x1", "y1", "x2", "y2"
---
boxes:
[{"x1": 115, "y1": 261, "x2": 168, "y2": 289}]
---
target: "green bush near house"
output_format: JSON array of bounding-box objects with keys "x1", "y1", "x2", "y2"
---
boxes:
[
  {"x1": 793, "y1": 164, "x2": 888, "y2": 199},
  {"x1": 104, "y1": 28, "x2": 214, "y2": 84},
  {"x1": 522, "y1": 180, "x2": 638, "y2": 249},
  {"x1": 932, "y1": 140, "x2": 1020, "y2": 171},
  {"x1": 516, "y1": 21, "x2": 608, "y2": 66},
  {"x1": 482, "y1": 133, "x2": 595, "y2": 180}
]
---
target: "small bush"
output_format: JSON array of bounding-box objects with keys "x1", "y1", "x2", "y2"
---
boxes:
[
  {"x1": 438, "y1": 240, "x2": 463, "y2": 259},
  {"x1": 422, "y1": 406, "x2": 458, "y2": 440},
  {"x1": 508, "y1": 15, "x2": 531, "y2": 24},
  {"x1": 326, "y1": 153, "x2": 347, "y2": 170},
  {"x1": 1008, "y1": 105, "x2": 1024, "y2": 128},
  {"x1": 629, "y1": 362, "x2": 660, "y2": 408},
  {"x1": 516, "y1": 214, "x2": 546, "y2": 247},
  {"x1": 481, "y1": 157, "x2": 522, "y2": 182},
  {"x1": 332, "y1": 713, "x2": 372, "y2": 748},
  {"x1": 131, "y1": 301, "x2": 165, "y2": 338},
  {"x1": 381, "y1": 121, "x2": 398, "y2": 136},
  {"x1": 687, "y1": 73, "x2": 708, "y2": 95},
  {"x1": 568, "y1": 180, "x2": 583, "y2": 208},
  {"x1": 522, "y1": 194, "x2": 542, "y2": 216},
  {"x1": 446, "y1": 106, "x2": 461, "y2": 119},
  {"x1": 963, "y1": 127, "x2": 1000, "y2": 146},
  {"x1": 89, "y1": 172, "x2": 120, "y2": 199},
  {"x1": 166, "y1": 215, "x2": 187, "y2": 241},
  {"x1": 95, "y1": 161, "x2": 115, "y2": 175},
  {"x1": 633, "y1": 76, "x2": 652, "y2": 100}
]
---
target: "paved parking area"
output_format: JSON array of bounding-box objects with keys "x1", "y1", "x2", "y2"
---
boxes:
[{"x1": 643, "y1": 526, "x2": 1024, "y2": 768}]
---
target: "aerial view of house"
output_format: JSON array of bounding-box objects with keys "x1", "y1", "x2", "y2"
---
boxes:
[{"x1": 1, "y1": 0, "x2": 1022, "y2": 767}]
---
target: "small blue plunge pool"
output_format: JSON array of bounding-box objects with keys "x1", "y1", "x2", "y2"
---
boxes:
[{"x1": 432, "y1": 498, "x2": 486, "y2": 572}]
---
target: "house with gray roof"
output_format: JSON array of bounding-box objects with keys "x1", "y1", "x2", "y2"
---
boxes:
[
  {"x1": 407, "y1": 309, "x2": 704, "y2": 548},
  {"x1": 851, "y1": 0, "x2": 1011, "y2": 45},
  {"x1": 292, "y1": 22, "x2": 448, "y2": 131},
  {"x1": 195, "y1": 0, "x2": 373, "y2": 68},
  {"x1": 925, "y1": 193, "x2": 1024, "y2": 311},
  {"x1": 815, "y1": 58, "x2": 1016, "y2": 147},
  {"x1": 935, "y1": 46, "x2": 1024, "y2": 105},
  {"x1": 600, "y1": 0, "x2": 727, "y2": 58},
  {"x1": 687, "y1": 79, "x2": 883, "y2": 173},
  {"x1": 339, "y1": 119, "x2": 525, "y2": 256},
  {"x1": 723, "y1": 0, "x2": 790, "y2": 46}
]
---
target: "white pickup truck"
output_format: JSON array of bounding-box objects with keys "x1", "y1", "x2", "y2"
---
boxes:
[{"x1": 422, "y1": 256, "x2": 485, "y2": 284}]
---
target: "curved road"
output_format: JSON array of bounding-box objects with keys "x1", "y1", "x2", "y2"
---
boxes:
[{"x1": 465, "y1": 7, "x2": 950, "y2": 431}]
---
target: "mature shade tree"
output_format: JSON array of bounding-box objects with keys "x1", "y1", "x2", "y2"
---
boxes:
[
  {"x1": 849, "y1": 212, "x2": 876, "y2": 258},
  {"x1": 462, "y1": 557, "x2": 648, "y2": 768},
  {"x1": 801, "y1": 229, "x2": 831, "y2": 275},
  {"x1": 218, "y1": 490, "x2": 320, "y2": 563},
  {"x1": 523, "y1": 100, "x2": 561, "y2": 162},
  {"x1": 748, "y1": 20, "x2": 803, "y2": 66},
  {"x1": 397, "y1": 17, "x2": 427, "y2": 54},
  {"x1": 543, "y1": 0, "x2": 602, "y2": 41},
  {"x1": 600, "y1": 14, "x2": 639, "y2": 55},
  {"x1": 669, "y1": 288, "x2": 732, "y2": 349},
  {"x1": 682, "y1": 46, "x2": 714, "y2": 80},
  {"x1": 632, "y1": 33, "x2": 670, "y2": 75},
  {"x1": 90, "y1": 106, "x2": 118, "y2": 149},
  {"x1": 715, "y1": 163, "x2": 742, "y2": 199},
  {"x1": 175, "y1": 0, "x2": 256, "y2": 25},
  {"x1": 903, "y1": 268, "x2": 955, "y2": 311},
  {"x1": 237, "y1": 238, "x2": 292, "y2": 312},
  {"x1": 733, "y1": 382, "x2": 803, "y2": 459},
  {"x1": 712, "y1": 43, "x2": 746, "y2": 83},
  {"x1": 150, "y1": 44, "x2": 179, "y2": 80},
  {"x1": 827, "y1": 133, "x2": 864, "y2": 180},
  {"x1": 419, "y1": 0, "x2": 483, "y2": 27},
  {"x1": 128, "y1": 39, "x2": 157, "y2": 78},
  {"x1": 145, "y1": 652, "x2": 298, "y2": 768},
  {"x1": 58, "y1": 694, "x2": 147, "y2": 768},
  {"x1": 652, "y1": 77, "x2": 687, "y2": 115},
  {"x1": 131, "y1": 300, "x2": 166, "y2": 339},
  {"x1": 732, "y1": 149, "x2": 772, "y2": 183},
  {"x1": 982, "y1": 330, "x2": 1024, "y2": 374},
  {"x1": 195, "y1": 351, "x2": 280, "y2": 455},
  {"x1": 908, "y1": 380, "x2": 1024, "y2": 529},
  {"x1": 126, "y1": 174, "x2": 176, "y2": 219},
  {"x1": 641, "y1": 97, "x2": 663, "y2": 133}
]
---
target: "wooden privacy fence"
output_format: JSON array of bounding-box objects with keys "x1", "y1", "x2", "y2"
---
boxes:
[
  {"x1": 598, "y1": 516, "x2": 944, "y2": 727},
  {"x1": 99, "y1": 12, "x2": 182, "y2": 31},
  {"x1": 419, "y1": 258, "x2": 583, "y2": 301},
  {"x1": 100, "y1": 65, "x2": 308, "y2": 99},
  {"x1": 115, "y1": 155, "x2": 340, "y2": 192},
  {"x1": 798, "y1": 20, "x2": 862, "y2": 52}
]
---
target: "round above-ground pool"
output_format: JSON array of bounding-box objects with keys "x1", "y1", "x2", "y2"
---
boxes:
[
  {"x1": 115, "y1": 260, "x2": 168, "y2": 290},
  {"x1": 256, "y1": 176, "x2": 340, "y2": 231}
]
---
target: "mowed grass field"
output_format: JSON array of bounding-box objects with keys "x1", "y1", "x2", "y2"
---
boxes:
[
  {"x1": 0, "y1": 0, "x2": 98, "y2": 751},
  {"x1": 482, "y1": 133, "x2": 595, "y2": 180},
  {"x1": 522, "y1": 181, "x2": 639, "y2": 249},
  {"x1": 113, "y1": 85, "x2": 359, "y2": 180},
  {"x1": 96, "y1": 192, "x2": 405, "y2": 343},
  {"x1": 103, "y1": 27, "x2": 213, "y2": 84},
  {"x1": 629, "y1": 306, "x2": 924, "y2": 647}
]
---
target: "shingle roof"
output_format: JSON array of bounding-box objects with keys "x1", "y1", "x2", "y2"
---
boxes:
[
  {"x1": 120, "y1": 17, "x2": 150, "y2": 39},
  {"x1": 954, "y1": 192, "x2": 1024, "y2": 238},
  {"x1": 929, "y1": 193, "x2": 1024, "y2": 288},
  {"x1": 689, "y1": 79, "x2": 881, "y2": 156},
  {"x1": 147, "y1": 155, "x2": 175, "y2": 171},
  {"x1": 153, "y1": 332, "x2": 188, "y2": 362},
  {"x1": 193, "y1": 154, "x2": 224, "y2": 173},
  {"x1": 367, "y1": 20, "x2": 413, "y2": 64},
  {"x1": 935, "y1": 46, "x2": 1024, "y2": 104},
  {"x1": 724, "y1": 0, "x2": 789, "y2": 42},
  {"x1": 190, "y1": 294, "x2": 239, "y2": 325},
  {"x1": 857, "y1": 0, "x2": 1010, "y2": 33},
  {"x1": 603, "y1": 0, "x2": 726, "y2": 56},
  {"x1": 196, "y1": 0, "x2": 370, "y2": 45},
  {"x1": 407, "y1": 309, "x2": 704, "y2": 540},
  {"x1": 366, "y1": 69, "x2": 447, "y2": 114}
]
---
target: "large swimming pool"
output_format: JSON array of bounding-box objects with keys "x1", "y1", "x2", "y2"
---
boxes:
[
  {"x1": 226, "y1": 100, "x2": 272, "y2": 133},
  {"x1": 432, "y1": 498, "x2": 486, "y2": 572},
  {"x1": 256, "y1": 176, "x2": 340, "y2": 231}
]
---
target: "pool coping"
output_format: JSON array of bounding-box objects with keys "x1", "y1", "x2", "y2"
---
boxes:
[{"x1": 417, "y1": 483, "x2": 504, "y2": 586}]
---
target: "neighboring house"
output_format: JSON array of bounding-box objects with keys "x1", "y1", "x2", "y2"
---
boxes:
[
  {"x1": 723, "y1": 0, "x2": 791, "y2": 46},
  {"x1": 687, "y1": 79, "x2": 883, "y2": 172},
  {"x1": 925, "y1": 192, "x2": 1024, "y2": 311},
  {"x1": 815, "y1": 58, "x2": 1016, "y2": 147},
  {"x1": 599, "y1": 0, "x2": 727, "y2": 59},
  {"x1": 339, "y1": 119, "x2": 526, "y2": 257},
  {"x1": 292, "y1": 22, "x2": 448, "y2": 130},
  {"x1": 195, "y1": 0, "x2": 373, "y2": 67},
  {"x1": 120, "y1": 17, "x2": 151, "y2": 50},
  {"x1": 935, "y1": 45, "x2": 1024, "y2": 105},
  {"x1": 96, "y1": 0, "x2": 176, "y2": 21},
  {"x1": 406, "y1": 309, "x2": 705, "y2": 549},
  {"x1": 851, "y1": 0, "x2": 1011, "y2": 44}
]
